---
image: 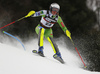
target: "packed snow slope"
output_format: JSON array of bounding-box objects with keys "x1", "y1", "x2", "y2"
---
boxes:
[{"x1": 0, "y1": 39, "x2": 100, "y2": 74}]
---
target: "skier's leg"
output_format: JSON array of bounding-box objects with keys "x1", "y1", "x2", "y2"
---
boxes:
[
  {"x1": 46, "y1": 37, "x2": 64, "y2": 63},
  {"x1": 44, "y1": 28, "x2": 62, "y2": 58},
  {"x1": 38, "y1": 28, "x2": 45, "y2": 47},
  {"x1": 35, "y1": 25, "x2": 45, "y2": 55},
  {"x1": 47, "y1": 37, "x2": 62, "y2": 57},
  {"x1": 47, "y1": 37, "x2": 59, "y2": 54}
]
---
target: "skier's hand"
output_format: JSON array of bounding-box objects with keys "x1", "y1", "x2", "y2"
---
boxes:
[
  {"x1": 25, "y1": 10, "x2": 35, "y2": 18},
  {"x1": 66, "y1": 30, "x2": 71, "y2": 39}
]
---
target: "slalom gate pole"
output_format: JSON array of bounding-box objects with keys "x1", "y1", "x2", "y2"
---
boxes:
[
  {"x1": 3, "y1": 31, "x2": 26, "y2": 51},
  {"x1": 0, "y1": 16, "x2": 26, "y2": 29},
  {"x1": 69, "y1": 37, "x2": 87, "y2": 68}
]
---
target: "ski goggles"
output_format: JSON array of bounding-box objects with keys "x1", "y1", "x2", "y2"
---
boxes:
[{"x1": 52, "y1": 8, "x2": 59, "y2": 12}]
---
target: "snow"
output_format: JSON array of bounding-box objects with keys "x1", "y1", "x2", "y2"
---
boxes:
[{"x1": 0, "y1": 38, "x2": 100, "y2": 74}]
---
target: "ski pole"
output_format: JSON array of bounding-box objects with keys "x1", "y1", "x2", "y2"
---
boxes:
[
  {"x1": 69, "y1": 37, "x2": 87, "y2": 68},
  {"x1": 0, "y1": 11, "x2": 35, "y2": 29},
  {"x1": 0, "y1": 16, "x2": 25, "y2": 29}
]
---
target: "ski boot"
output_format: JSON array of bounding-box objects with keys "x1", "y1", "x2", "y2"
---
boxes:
[
  {"x1": 53, "y1": 52, "x2": 65, "y2": 64},
  {"x1": 38, "y1": 46, "x2": 45, "y2": 57}
]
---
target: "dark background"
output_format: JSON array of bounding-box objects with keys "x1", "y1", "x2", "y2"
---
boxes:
[{"x1": 0, "y1": 0, "x2": 100, "y2": 71}]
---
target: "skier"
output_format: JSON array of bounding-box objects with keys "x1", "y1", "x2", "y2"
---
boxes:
[{"x1": 30, "y1": 3, "x2": 71, "y2": 62}]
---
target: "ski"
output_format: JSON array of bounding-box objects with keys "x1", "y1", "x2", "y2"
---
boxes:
[
  {"x1": 53, "y1": 54, "x2": 65, "y2": 64},
  {"x1": 32, "y1": 50, "x2": 65, "y2": 64},
  {"x1": 32, "y1": 50, "x2": 45, "y2": 57}
]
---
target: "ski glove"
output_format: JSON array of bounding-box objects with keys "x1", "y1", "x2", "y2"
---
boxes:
[
  {"x1": 66, "y1": 30, "x2": 71, "y2": 39},
  {"x1": 25, "y1": 10, "x2": 35, "y2": 18}
]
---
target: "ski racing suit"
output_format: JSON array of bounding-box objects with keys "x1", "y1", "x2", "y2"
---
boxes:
[{"x1": 32, "y1": 10, "x2": 68, "y2": 54}]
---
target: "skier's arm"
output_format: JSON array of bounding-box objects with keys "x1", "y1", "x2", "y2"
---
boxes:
[
  {"x1": 31, "y1": 10, "x2": 46, "y2": 17},
  {"x1": 25, "y1": 10, "x2": 46, "y2": 17},
  {"x1": 57, "y1": 16, "x2": 71, "y2": 39}
]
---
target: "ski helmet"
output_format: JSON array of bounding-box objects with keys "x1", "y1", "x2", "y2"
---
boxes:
[{"x1": 50, "y1": 3, "x2": 60, "y2": 13}]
